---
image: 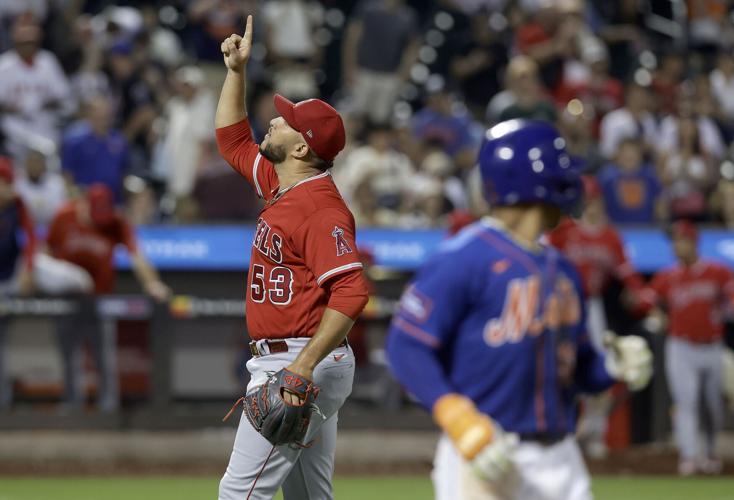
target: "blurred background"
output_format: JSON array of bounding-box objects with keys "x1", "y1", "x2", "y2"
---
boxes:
[{"x1": 1, "y1": 0, "x2": 734, "y2": 497}]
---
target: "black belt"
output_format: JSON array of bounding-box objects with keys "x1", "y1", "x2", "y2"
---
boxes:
[
  {"x1": 249, "y1": 338, "x2": 348, "y2": 358},
  {"x1": 518, "y1": 433, "x2": 567, "y2": 446}
]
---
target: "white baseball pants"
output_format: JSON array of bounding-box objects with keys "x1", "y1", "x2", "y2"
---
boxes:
[
  {"x1": 219, "y1": 338, "x2": 355, "y2": 500},
  {"x1": 433, "y1": 435, "x2": 592, "y2": 500}
]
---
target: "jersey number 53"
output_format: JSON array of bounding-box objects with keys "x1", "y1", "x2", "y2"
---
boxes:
[{"x1": 250, "y1": 264, "x2": 294, "y2": 305}]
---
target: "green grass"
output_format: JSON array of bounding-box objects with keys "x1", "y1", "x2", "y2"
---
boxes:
[{"x1": 0, "y1": 475, "x2": 732, "y2": 499}]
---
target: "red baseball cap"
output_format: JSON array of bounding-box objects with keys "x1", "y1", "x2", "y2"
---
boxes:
[
  {"x1": 0, "y1": 157, "x2": 14, "y2": 184},
  {"x1": 581, "y1": 175, "x2": 602, "y2": 200},
  {"x1": 670, "y1": 220, "x2": 698, "y2": 241},
  {"x1": 88, "y1": 183, "x2": 115, "y2": 226},
  {"x1": 273, "y1": 94, "x2": 346, "y2": 163}
]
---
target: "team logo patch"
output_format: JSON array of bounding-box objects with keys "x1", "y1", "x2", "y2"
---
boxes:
[
  {"x1": 399, "y1": 285, "x2": 433, "y2": 323},
  {"x1": 332, "y1": 226, "x2": 353, "y2": 256}
]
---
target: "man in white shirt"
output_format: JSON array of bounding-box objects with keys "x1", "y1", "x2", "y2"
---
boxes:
[
  {"x1": 599, "y1": 83, "x2": 657, "y2": 159},
  {"x1": 0, "y1": 19, "x2": 75, "y2": 157},
  {"x1": 14, "y1": 148, "x2": 67, "y2": 226}
]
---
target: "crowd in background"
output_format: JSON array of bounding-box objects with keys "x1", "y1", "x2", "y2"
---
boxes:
[{"x1": 2, "y1": 0, "x2": 734, "y2": 229}]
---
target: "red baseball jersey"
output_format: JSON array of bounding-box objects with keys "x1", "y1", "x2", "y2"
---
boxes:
[
  {"x1": 548, "y1": 217, "x2": 644, "y2": 297},
  {"x1": 216, "y1": 119, "x2": 364, "y2": 340},
  {"x1": 646, "y1": 260, "x2": 734, "y2": 343},
  {"x1": 46, "y1": 202, "x2": 137, "y2": 293}
]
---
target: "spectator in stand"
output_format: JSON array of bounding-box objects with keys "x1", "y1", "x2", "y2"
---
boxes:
[
  {"x1": 710, "y1": 51, "x2": 734, "y2": 126},
  {"x1": 262, "y1": 0, "x2": 324, "y2": 100},
  {"x1": 599, "y1": 83, "x2": 657, "y2": 159},
  {"x1": 419, "y1": 148, "x2": 469, "y2": 212},
  {"x1": 336, "y1": 122, "x2": 414, "y2": 213},
  {"x1": 152, "y1": 66, "x2": 215, "y2": 205},
  {"x1": 556, "y1": 43, "x2": 624, "y2": 132},
  {"x1": 62, "y1": 97, "x2": 129, "y2": 202},
  {"x1": 651, "y1": 51, "x2": 686, "y2": 117},
  {"x1": 641, "y1": 221, "x2": 731, "y2": 476},
  {"x1": 67, "y1": 15, "x2": 111, "y2": 103},
  {"x1": 512, "y1": 1, "x2": 566, "y2": 91},
  {"x1": 187, "y1": 0, "x2": 248, "y2": 61},
  {"x1": 557, "y1": 101, "x2": 604, "y2": 172},
  {"x1": 489, "y1": 55, "x2": 557, "y2": 125},
  {"x1": 14, "y1": 148, "x2": 67, "y2": 226},
  {"x1": 589, "y1": 0, "x2": 645, "y2": 81},
  {"x1": 0, "y1": 17, "x2": 75, "y2": 157},
  {"x1": 658, "y1": 92, "x2": 726, "y2": 165},
  {"x1": 449, "y1": 8, "x2": 508, "y2": 119},
  {"x1": 687, "y1": 0, "x2": 729, "y2": 59},
  {"x1": 395, "y1": 175, "x2": 445, "y2": 229},
  {"x1": 659, "y1": 116, "x2": 718, "y2": 222},
  {"x1": 711, "y1": 173, "x2": 734, "y2": 229},
  {"x1": 104, "y1": 39, "x2": 162, "y2": 167},
  {"x1": 139, "y1": 5, "x2": 185, "y2": 69},
  {"x1": 598, "y1": 138, "x2": 662, "y2": 225},
  {"x1": 342, "y1": 0, "x2": 420, "y2": 124},
  {"x1": 514, "y1": 0, "x2": 600, "y2": 92},
  {"x1": 47, "y1": 184, "x2": 170, "y2": 412},
  {"x1": 412, "y1": 86, "x2": 482, "y2": 172}
]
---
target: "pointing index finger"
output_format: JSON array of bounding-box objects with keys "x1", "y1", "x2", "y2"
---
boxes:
[{"x1": 244, "y1": 14, "x2": 253, "y2": 44}]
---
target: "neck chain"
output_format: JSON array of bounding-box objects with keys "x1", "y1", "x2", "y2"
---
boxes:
[{"x1": 266, "y1": 172, "x2": 323, "y2": 207}]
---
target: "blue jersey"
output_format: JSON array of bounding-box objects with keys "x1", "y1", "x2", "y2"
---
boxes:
[{"x1": 386, "y1": 219, "x2": 614, "y2": 436}]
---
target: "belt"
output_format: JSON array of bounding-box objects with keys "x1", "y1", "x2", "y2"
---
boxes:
[
  {"x1": 249, "y1": 338, "x2": 348, "y2": 358},
  {"x1": 518, "y1": 433, "x2": 567, "y2": 446}
]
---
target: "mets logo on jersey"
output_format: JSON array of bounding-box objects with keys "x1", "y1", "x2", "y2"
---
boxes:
[
  {"x1": 484, "y1": 275, "x2": 581, "y2": 346},
  {"x1": 332, "y1": 226, "x2": 353, "y2": 256}
]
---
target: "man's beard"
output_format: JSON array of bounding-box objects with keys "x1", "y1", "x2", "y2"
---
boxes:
[{"x1": 259, "y1": 143, "x2": 286, "y2": 164}]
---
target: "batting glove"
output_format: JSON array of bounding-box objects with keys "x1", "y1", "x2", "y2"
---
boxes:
[
  {"x1": 603, "y1": 331, "x2": 653, "y2": 391},
  {"x1": 432, "y1": 394, "x2": 518, "y2": 482},
  {"x1": 470, "y1": 425, "x2": 519, "y2": 483}
]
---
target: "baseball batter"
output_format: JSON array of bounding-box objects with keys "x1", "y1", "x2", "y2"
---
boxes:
[
  {"x1": 640, "y1": 220, "x2": 733, "y2": 475},
  {"x1": 215, "y1": 16, "x2": 369, "y2": 500},
  {"x1": 548, "y1": 175, "x2": 649, "y2": 457},
  {"x1": 386, "y1": 120, "x2": 653, "y2": 500}
]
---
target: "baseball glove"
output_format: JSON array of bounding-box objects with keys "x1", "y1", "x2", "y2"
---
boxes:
[{"x1": 243, "y1": 368, "x2": 320, "y2": 446}]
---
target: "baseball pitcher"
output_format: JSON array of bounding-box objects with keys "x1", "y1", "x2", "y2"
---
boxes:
[
  {"x1": 215, "y1": 15, "x2": 369, "y2": 500},
  {"x1": 386, "y1": 120, "x2": 653, "y2": 500}
]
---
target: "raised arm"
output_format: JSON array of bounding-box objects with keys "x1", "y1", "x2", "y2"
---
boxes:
[{"x1": 215, "y1": 15, "x2": 252, "y2": 128}]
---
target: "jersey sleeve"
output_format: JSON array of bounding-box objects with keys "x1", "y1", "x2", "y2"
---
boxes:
[
  {"x1": 215, "y1": 118, "x2": 279, "y2": 201},
  {"x1": 292, "y1": 208, "x2": 364, "y2": 287},
  {"x1": 385, "y1": 248, "x2": 477, "y2": 409},
  {"x1": 389, "y1": 248, "x2": 476, "y2": 348}
]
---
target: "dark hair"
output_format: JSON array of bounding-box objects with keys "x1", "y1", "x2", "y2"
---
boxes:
[{"x1": 306, "y1": 149, "x2": 333, "y2": 171}]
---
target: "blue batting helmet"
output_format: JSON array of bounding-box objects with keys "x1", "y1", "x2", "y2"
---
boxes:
[{"x1": 478, "y1": 120, "x2": 582, "y2": 212}]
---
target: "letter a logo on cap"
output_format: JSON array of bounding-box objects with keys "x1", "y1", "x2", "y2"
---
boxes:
[{"x1": 306, "y1": 130, "x2": 313, "y2": 138}]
